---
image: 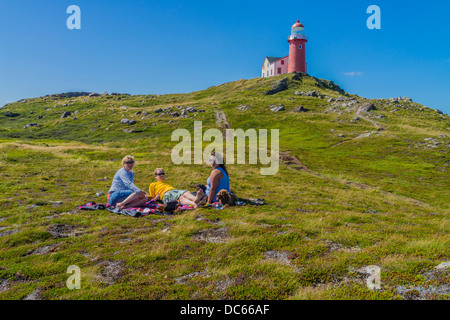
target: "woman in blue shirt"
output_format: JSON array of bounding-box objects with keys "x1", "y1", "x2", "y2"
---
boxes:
[
  {"x1": 107, "y1": 155, "x2": 147, "y2": 208},
  {"x1": 205, "y1": 152, "x2": 230, "y2": 204}
]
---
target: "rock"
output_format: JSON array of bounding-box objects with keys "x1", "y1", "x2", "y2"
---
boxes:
[
  {"x1": 88, "y1": 93, "x2": 100, "y2": 97},
  {"x1": 435, "y1": 261, "x2": 450, "y2": 270},
  {"x1": 168, "y1": 120, "x2": 174, "y2": 124},
  {"x1": 265, "y1": 77, "x2": 288, "y2": 95},
  {"x1": 353, "y1": 117, "x2": 360, "y2": 121},
  {"x1": 360, "y1": 103, "x2": 376, "y2": 112},
  {"x1": 185, "y1": 106, "x2": 197, "y2": 113},
  {"x1": 154, "y1": 108, "x2": 163, "y2": 113},
  {"x1": 135, "y1": 111, "x2": 142, "y2": 115},
  {"x1": 305, "y1": 90, "x2": 319, "y2": 97},
  {"x1": 96, "y1": 192, "x2": 104, "y2": 197},
  {"x1": 4, "y1": 111, "x2": 20, "y2": 117},
  {"x1": 142, "y1": 111, "x2": 148, "y2": 116},
  {"x1": 23, "y1": 289, "x2": 43, "y2": 300},
  {"x1": 120, "y1": 119, "x2": 136, "y2": 125},
  {"x1": 328, "y1": 98, "x2": 335, "y2": 102},
  {"x1": 198, "y1": 109, "x2": 206, "y2": 112},
  {"x1": 291, "y1": 72, "x2": 303, "y2": 81},
  {"x1": 436, "y1": 109, "x2": 443, "y2": 114},
  {"x1": 170, "y1": 111, "x2": 180, "y2": 117},
  {"x1": 270, "y1": 105, "x2": 285, "y2": 112},
  {"x1": 37, "y1": 115, "x2": 44, "y2": 119},
  {"x1": 123, "y1": 129, "x2": 134, "y2": 133},
  {"x1": 293, "y1": 106, "x2": 308, "y2": 112},
  {"x1": 60, "y1": 111, "x2": 71, "y2": 118},
  {"x1": 337, "y1": 134, "x2": 345, "y2": 138},
  {"x1": 237, "y1": 105, "x2": 251, "y2": 111},
  {"x1": 119, "y1": 106, "x2": 128, "y2": 109},
  {"x1": 73, "y1": 117, "x2": 78, "y2": 120},
  {"x1": 23, "y1": 123, "x2": 38, "y2": 129}
]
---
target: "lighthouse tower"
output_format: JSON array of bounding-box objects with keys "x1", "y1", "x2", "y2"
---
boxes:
[{"x1": 288, "y1": 20, "x2": 308, "y2": 73}]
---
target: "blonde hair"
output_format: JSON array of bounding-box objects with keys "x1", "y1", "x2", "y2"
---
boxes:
[
  {"x1": 154, "y1": 168, "x2": 164, "y2": 175},
  {"x1": 122, "y1": 155, "x2": 135, "y2": 165}
]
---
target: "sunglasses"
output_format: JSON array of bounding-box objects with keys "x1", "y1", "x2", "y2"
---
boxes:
[
  {"x1": 124, "y1": 161, "x2": 135, "y2": 164},
  {"x1": 155, "y1": 172, "x2": 165, "y2": 176}
]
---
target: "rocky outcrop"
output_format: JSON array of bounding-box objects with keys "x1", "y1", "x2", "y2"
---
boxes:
[{"x1": 265, "y1": 78, "x2": 288, "y2": 95}]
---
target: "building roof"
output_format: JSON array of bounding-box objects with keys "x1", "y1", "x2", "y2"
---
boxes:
[
  {"x1": 262, "y1": 56, "x2": 289, "y2": 69},
  {"x1": 265, "y1": 56, "x2": 282, "y2": 64}
]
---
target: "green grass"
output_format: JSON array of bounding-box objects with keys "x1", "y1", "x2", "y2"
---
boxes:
[{"x1": 0, "y1": 73, "x2": 449, "y2": 300}]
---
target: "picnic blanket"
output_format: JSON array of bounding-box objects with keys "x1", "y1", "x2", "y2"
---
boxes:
[
  {"x1": 78, "y1": 200, "x2": 194, "y2": 218},
  {"x1": 78, "y1": 198, "x2": 268, "y2": 218}
]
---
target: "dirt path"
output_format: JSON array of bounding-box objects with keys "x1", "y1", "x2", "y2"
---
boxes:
[
  {"x1": 355, "y1": 105, "x2": 384, "y2": 131},
  {"x1": 215, "y1": 110, "x2": 233, "y2": 141}
]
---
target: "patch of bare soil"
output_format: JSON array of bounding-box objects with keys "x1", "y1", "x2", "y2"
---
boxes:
[
  {"x1": 279, "y1": 152, "x2": 314, "y2": 173},
  {"x1": 22, "y1": 288, "x2": 43, "y2": 300},
  {"x1": 97, "y1": 260, "x2": 126, "y2": 286},
  {"x1": 25, "y1": 244, "x2": 59, "y2": 256},
  {"x1": 324, "y1": 240, "x2": 362, "y2": 253},
  {"x1": 175, "y1": 271, "x2": 210, "y2": 284},
  {"x1": 48, "y1": 224, "x2": 83, "y2": 238},
  {"x1": 0, "y1": 229, "x2": 18, "y2": 237},
  {"x1": 193, "y1": 227, "x2": 230, "y2": 243},
  {"x1": 263, "y1": 250, "x2": 303, "y2": 272}
]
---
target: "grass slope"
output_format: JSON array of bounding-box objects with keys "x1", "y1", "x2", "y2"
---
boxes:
[{"x1": 0, "y1": 73, "x2": 449, "y2": 300}]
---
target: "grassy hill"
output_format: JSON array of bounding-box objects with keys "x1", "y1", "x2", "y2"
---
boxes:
[{"x1": 0, "y1": 73, "x2": 449, "y2": 300}]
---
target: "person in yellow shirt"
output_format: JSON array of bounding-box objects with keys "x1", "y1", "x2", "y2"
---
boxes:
[{"x1": 149, "y1": 168, "x2": 204, "y2": 208}]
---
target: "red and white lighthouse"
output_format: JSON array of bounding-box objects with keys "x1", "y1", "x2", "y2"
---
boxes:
[{"x1": 287, "y1": 20, "x2": 308, "y2": 73}]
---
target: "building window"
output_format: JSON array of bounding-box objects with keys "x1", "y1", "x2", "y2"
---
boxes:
[
  {"x1": 281, "y1": 60, "x2": 284, "y2": 65},
  {"x1": 267, "y1": 71, "x2": 269, "y2": 77},
  {"x1": 298, "y1": 45, "x2": 302, "y2": 49},
  {"x1": 271, "y1": 69, "x2": 273, "y2": 75},
  {"x1": 277, "y1": 68, "x2": 281, "y2": 74}
]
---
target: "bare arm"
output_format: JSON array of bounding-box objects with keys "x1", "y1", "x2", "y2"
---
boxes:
[{"x1": 207, "y1": 170, "x2": 222, "y2": 204}]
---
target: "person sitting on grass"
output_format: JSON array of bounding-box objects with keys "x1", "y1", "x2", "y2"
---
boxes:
[
  {"x1": 107, "y1": 155, "x2": 147, "y2": 209},
  {"x1": 149, "y1": 168, "x2": 205, "y2": 208},
  {"x1": 205, "y1": 152, "x2": 230, "y2": 204}
]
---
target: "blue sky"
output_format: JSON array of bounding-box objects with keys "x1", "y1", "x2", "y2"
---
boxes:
[{"x1": 0, "y1": 0, "x2": 449, "y2": 113}]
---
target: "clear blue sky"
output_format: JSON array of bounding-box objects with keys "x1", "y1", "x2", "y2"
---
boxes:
[{"x1": 1, "y1": 0, "x2": 449, "y2": 113}]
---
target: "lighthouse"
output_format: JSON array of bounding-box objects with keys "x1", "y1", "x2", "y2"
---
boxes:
[
  {"x1": 287, "y1": 20, "x2": 308, "y2": 73},
  {"x1": 261, "y1": 19, "x2": 308, "y2": 77}
]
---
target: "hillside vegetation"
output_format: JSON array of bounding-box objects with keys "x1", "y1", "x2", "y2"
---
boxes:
[{"x1": 0, "y1": 73, "x2": 449, "y2": 300}]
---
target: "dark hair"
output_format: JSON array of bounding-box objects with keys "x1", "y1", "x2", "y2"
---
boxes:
[{"x1": 211, "y1": 152, "x2": 228, "y2": 177}]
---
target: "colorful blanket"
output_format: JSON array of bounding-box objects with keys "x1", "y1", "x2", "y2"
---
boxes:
[
  {"x1": 77, "y1": 200, "x2": 194, "y2": 218},
  {"x1": 78, "y1": 198, "x2": 267, "y2": 218}
]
